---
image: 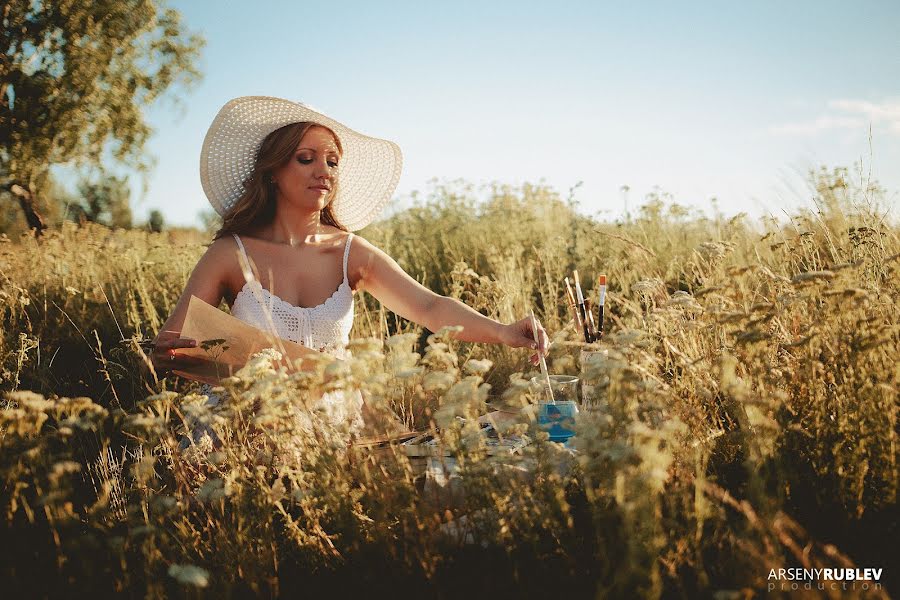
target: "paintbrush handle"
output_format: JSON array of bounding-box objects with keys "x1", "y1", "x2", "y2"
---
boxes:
[
  {"x1": 577, "y1": 301, "x2": 591, "y2": 343},
  {"x1": 584, "y1": 298, "x2": 598, "y2": 343},
  {"x1": 570, "y1": 302, "x2": 583, "y2": 330},
  {"x1": 529, "y1": 309, "x2": 554, "y2": 402},
  {"x1": 598, "y1": 304, "x2": 604, "y2": 338}
]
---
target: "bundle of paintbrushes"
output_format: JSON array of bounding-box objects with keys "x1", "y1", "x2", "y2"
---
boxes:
[{"x1": 564, "y1": 271, "x2": 606, "y2": 343}]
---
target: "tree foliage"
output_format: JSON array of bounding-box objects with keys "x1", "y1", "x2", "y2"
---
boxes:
[
  {"x1": 66, "y1": 173, "x2": 133, "y2": 229},
  {"x1": 147, "y1": 208, "x2": 164, "y2": 232},
  {"x1": 0, "y1": 0, "x2": 204, "y2": 234}
]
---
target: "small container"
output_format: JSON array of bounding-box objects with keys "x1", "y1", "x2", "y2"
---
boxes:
[
  {"x1": 529, "y1": 374, "x2": 580, "y2": 404},
  {"x1": 579, "y1": 344, "x2": 610, "y2": 413},
  {"x1": 529, "y1": 375, "x2": 580, "y2": 442},
  {"x1": 537, "y1": 400, "x2": 579, "y2": 442}
]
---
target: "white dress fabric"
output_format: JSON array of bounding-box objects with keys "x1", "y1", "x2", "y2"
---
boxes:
[
  {"x1": 230, "y1": 233, "x2": 356, "y2": 359},
  {"x1": 184, "y1": 233, "x2": 364, "y2": 447}
]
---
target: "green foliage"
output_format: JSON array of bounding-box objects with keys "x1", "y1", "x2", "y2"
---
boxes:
[
  {"x1": 196, "y1": 207, "x2": 221, "y2": 235},
  {"x1": 67, "y1": 173, "x2": 133, "y2": 228},
  {"x1": 147, "y1": 208, "x2": 165, "y2": 233},
  {"x1": 0, "y1": 0, "x2": 204, "y2": 229}
]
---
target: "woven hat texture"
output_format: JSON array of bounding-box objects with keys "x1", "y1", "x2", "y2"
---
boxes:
[{"x1": 200, "y1": 96, "x2": 402, "y2": 231}]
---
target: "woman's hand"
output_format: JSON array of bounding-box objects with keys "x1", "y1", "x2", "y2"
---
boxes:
[
  {"x1": 501, "y1": 315, "x2": 550, "y2": 367},
  {"x1": 150, "y1": 331, "x2": 200, "y2": 373}
]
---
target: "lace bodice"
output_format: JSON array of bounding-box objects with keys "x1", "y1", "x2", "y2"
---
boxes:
[{"x1": 230, "y1": 233, "x2": 355, "y2": 359}]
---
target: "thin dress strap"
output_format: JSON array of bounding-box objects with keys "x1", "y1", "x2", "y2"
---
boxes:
[
  {"x1": 231, "y1": 233, "x2": 249, "y2": 259},
  {"x1": 232, "y1": 234, "x2": 254, "y2": 281},
  {"x1": 342, "y1": 233, "x2": 354, "y2": 282}
]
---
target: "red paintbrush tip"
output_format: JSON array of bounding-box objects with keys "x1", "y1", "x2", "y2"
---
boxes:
[{"x1": 598, "y1": 274, "x2": 607, "y2": 286}]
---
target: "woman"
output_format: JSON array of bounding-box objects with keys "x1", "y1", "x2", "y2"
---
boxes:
[{"x1": 151, "y1": 96, "x2": 549, "y2": 436}]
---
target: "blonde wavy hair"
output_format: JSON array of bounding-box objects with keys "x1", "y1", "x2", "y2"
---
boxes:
[{"x1": 214, "y1": 122, "x2": 345, "y2": 240}]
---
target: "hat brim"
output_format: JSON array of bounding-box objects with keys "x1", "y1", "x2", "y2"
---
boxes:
[{"x1": 200, "y1": 96, "x2": 402, "y2": 231}]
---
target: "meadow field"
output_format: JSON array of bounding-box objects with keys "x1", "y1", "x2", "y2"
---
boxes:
[{"x1": 0, "y1": 170, "x2": 896, "y2": 598}]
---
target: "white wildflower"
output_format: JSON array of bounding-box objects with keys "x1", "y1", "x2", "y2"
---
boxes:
[
  {"x1": 396, "y1": 366, "x2": 424, "y2": 379},
  {"x1": 463, "y1": 358, "x2": 493, "y2": 375},
  {"x1": 423, "y1": 371, "x2": 456, "y2": 392},
  {"x1": 168, "y1": 564, "x2": 210, "y2": 588}
]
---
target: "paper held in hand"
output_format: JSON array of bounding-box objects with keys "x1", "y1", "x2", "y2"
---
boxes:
[{"x1": 171, "y1": 295, "x2": 327, "y2": 385}]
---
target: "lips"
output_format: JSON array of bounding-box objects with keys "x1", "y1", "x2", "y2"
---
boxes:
[{"x1": 309, "y1": 186, "x2": 330, "y2": 192}]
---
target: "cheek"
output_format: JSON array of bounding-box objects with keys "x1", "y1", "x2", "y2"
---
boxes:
[{"x1": 277, "y1": 165, "x2": 309, "y2": 188}]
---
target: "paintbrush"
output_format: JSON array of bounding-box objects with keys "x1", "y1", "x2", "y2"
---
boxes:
[
  {"x1": 584, "y1": 298, "x2": 598, "y2": 343},
  {"x1": 596, "y1": 274, "x2": 607, "y2": 339},
  {"x1": 572, "y1": 270, "x2": 594, "y2": 343},
  {"x1": 530, "y1": 309, "x2": 554, "y2": 404},
  {"x1": 564, "y1": 277, "x2": 583, "y2": 333}
]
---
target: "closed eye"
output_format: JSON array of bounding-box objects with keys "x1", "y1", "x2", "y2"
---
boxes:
[{"x1": 297, "y1": 158, "x2": 339, "y2": 168}]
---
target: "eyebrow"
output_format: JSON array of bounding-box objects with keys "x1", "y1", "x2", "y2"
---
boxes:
[{"x1": 296, "y1": 147, "x2": 340, "y2": 154}]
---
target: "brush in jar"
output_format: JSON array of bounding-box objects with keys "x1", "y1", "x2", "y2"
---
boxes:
[{"x1": 572, "y1": 270, "x2": 595, "y2": 343}]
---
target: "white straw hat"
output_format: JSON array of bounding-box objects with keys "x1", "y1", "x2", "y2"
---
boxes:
[{"x1": 200, "y1": 96, "x2": 402, "y2": 231}]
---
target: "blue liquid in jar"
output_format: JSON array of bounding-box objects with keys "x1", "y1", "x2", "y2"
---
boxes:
[{"x1": 537, "y1": 401, "x2": 579, "y2": 442}]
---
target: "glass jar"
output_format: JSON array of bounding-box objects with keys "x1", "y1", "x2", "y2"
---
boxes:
[
  {"x1": 579, "y1": 344, "x2": 610, "y2": 413},
  {"x1": 529, "y1": 375, "x2": 579, "y2": 442}
]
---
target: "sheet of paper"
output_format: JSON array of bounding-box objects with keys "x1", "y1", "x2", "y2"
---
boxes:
[{"x1": 172, "y1": 295, "x2": 327, "y2": 384}]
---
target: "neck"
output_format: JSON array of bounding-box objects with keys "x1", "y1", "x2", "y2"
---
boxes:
[{"x1": 270, "y1": 206, "x2": 325, "y2": 246}]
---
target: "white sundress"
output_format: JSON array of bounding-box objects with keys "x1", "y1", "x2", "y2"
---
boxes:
[{"x1": 182, "y1": 232, "x2": 364, "y2": 447}]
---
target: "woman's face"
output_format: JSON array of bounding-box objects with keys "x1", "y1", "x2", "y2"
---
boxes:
[{"x1": 271, "y1": 125, "x2": 341, "y2": 213}]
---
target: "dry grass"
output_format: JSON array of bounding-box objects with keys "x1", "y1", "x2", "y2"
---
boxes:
[{"x1": 0, "y1": 169, "x2": 896, "y2": 598}]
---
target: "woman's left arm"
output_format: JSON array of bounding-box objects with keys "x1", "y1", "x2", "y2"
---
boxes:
[{"x1": 353, "y1": 237, "x2": 548, "y2": 363}]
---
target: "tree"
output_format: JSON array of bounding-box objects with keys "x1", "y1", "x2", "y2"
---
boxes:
[
  {"x1": 148, "y1": 209, "x2": 164, "y2": 233},
  {"x1": 0, "y1": 1, "x2": 204, "y2": 236},
  {"x1": 73, "y1": 174, "x2": 133, "y2": 228},
  {"x1": 0, "y1": 171, "x2": 72, "y2": 235},
  {"x1": 197, "y1": 207, "x2": 222, "y2": 235}
]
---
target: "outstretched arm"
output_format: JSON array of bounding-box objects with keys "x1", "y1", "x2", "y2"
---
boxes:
[{"x1": 353, "y1": 237, "x2": 549, "y2": 363}]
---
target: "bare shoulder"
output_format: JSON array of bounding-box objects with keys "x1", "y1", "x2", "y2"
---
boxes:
[
  {"x1": 347, "y1": 233, "x2": 387, "y2": 260},
  {"x1": 205, "y1": 235, "x2": 240, "y2": 255},
  {"x1": 190, "y1": 236, "x2": 240, "y2": 286},
  {"x1": 346, "y1": 234, "x2": 390, "y2": 290},
  {"x1": 166, "y1": 236, "x2": 235, "y2": 318},
  {"x1": 199, "y1": 235, "x2": 243, "y2": 267}
]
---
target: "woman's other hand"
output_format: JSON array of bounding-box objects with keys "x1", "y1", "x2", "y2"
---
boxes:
[
  {"x1": 150, "y1": 331, "x2": 200, "y2": 373},
  {"x1": 501, "y1": 315, "x2": 550, "y2": 367}
]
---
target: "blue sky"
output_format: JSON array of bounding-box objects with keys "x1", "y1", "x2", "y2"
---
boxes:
[{"x1": 133, "y1": 0, "x2": 900, "y2": 227}]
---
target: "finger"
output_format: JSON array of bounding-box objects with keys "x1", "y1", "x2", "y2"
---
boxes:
[
  {"x1": 531, "y1": 320, "x2": 548, "y2": 354},
  {"x1": 150, "y1": 348, "x2": 174, "y2": 363},
  {"x1": 152, "y1": 349, "x2": 177, "y2": 368},
  {"x1": 155, "y1": 337, "x2": 196, "y2": 351},
  {"x1": 154, "y1": 340, "x2": 179, "y2": 354},
  {"x1": 169, "y1": 353, "x2": 205, "y2": 366},
  {"x1": 526, "y1": 318, "x2": 541, "y2": 346},
  {"x1": 540, "y1": 328, "x2": 550, "y2": 355}
]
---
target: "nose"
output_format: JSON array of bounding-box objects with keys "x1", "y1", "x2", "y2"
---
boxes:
[{"x1": 313, "y1": 158, "x2": 333, "y2": 181}]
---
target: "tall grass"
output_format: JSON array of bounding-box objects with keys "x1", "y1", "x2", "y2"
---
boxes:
[{"x1": 0, "y1": 168, "x2": 896, "y2": 597}]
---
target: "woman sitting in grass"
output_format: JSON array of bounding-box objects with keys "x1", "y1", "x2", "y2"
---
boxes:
[{"x1": 151, "y1": 96, "x2": 548, "y2": 436}]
